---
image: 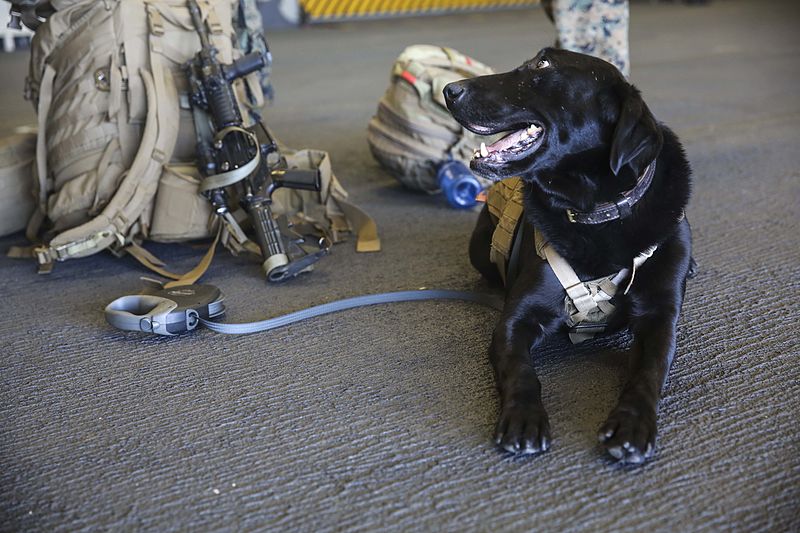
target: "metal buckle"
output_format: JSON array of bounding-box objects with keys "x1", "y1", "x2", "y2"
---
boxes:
[
  {"x1": 566, "y1": 209, "x2": 577, "y2": 223},
  {"x1": 571, "y1": 322, "x2": 607, "y2": 334},
  {"x1": 614, "y1": 196, "x2": 633, "y2": 219}
]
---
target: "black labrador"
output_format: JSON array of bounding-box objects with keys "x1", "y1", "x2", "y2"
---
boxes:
[{"x1": 443, "y1": 48, "x2": 693, "y2": 464}]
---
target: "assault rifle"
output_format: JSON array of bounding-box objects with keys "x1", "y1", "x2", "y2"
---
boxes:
[{"x1": 185, "y1": 0, "x2": 328, "y2": 282}]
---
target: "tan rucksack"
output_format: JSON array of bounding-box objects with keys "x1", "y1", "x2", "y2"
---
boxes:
[
  {"x1": 367, "y1": 44, "x2": 496, "y2": 194},
  {"x1": 15, "y1": 0, "x2": 378, "y2": 277}
]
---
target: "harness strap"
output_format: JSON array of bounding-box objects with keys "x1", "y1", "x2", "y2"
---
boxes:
[
  {"x1": 534, "y1": 228, "x2": 658, "y2": 343},
  {"x1": 537, "y1": 231, "x2": 598, "y2": 320},
  {"x1": 505, "y1": 216, "x2": 526, "y2": 289},
  {"x1": 487, "y1": 177, "x2": 526, "y2": 285}
]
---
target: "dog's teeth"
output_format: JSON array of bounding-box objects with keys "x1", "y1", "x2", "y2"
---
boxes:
[
  {"x1": 473, "y1": 148, "x2": 481, "y2": 159},
  {"x1": 527, "y1": 125, "x2": 540, "y2": 135},
  {"x1": 480, "y1": 142, "x2": 489, "y2": 157}
]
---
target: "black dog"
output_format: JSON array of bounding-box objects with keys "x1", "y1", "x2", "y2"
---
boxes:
[{"x1": 444, "y1": 48, "x2": 693, "y2": 464}]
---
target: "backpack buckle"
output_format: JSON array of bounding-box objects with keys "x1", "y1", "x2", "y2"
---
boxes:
[{"x1": 34, "y1": 246, "x2": 53, "y2": 274}]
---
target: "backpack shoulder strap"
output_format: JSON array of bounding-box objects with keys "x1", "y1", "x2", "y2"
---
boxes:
[{"x1": 36, "y1": 62, "x2": 180, "y2": 269}]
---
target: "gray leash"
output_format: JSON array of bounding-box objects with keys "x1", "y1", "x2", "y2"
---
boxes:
[
  {"x1": 106, "y1": 285, "x2": 502, "y2": 336},
  {"x1": 201, "y1": 289, "x2": 502, "y2": 334}
]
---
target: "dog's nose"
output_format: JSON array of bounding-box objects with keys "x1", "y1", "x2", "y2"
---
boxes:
[{"x1": 443, "y1": 82, "x2": 465, "y2": 104}]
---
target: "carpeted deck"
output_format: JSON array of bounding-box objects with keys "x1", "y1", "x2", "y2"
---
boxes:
[{"x1": 1, "y1": 1, "x2": 798, "y2": 530}]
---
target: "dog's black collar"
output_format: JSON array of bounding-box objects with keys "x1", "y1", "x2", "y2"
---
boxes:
[{"x1": 566, "y1": 160, "x2": 657, "y2": 224}]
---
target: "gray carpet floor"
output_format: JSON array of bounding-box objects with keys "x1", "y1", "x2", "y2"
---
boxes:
[{"x1": 1, "y1": 0, "x2": 799, "y2": 531}]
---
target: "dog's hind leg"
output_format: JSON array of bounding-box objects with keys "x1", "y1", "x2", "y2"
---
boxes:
[
  {"x1": 469, "y1": 205, "x2": 503, "y2": 287},
  {"x1": 687, "y1": 257, "x2": 698, "y2": 279}
]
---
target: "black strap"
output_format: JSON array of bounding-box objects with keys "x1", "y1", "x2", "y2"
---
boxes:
[
  {"x1": 566, "y1": 160, "x2": 656, "y2": 224},
  {"x1": 505, "y1": 217, "x2": 526, "y2": 288}
]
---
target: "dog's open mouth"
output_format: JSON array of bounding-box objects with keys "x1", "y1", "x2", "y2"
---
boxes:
[{"x1": 472, "y1": 124, "x2": 545, "y2": 166}]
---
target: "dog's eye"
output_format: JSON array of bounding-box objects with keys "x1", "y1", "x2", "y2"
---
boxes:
[{"x1": 536, "y1": 59, "x2": 551, "y2": 69}]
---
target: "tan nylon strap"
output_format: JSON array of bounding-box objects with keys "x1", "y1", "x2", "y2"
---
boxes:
[
  {"x1": 221, "y1": 211, "x2": 249, "y2": 245},
  {"x1": 198, "y1": 127, "x2": 261, "y2": 192},
  {"x1": 440, "y1": 46, "x2": 459, "y2": 64},
  {"x1": 196, "y1": 0, "x2": 224, "y2": 34},
  {"x1": 624, "y1": 245, "x2": 657, "y2": 294},
  {"x1": 487, "y1": 177, "x2": 526, "y2": 284},
  {"x1": 146, "y1": 3, "x2": 165, "y2": 35},
  {"x1": 145, "y1": 2, "x2": 194, "y2": 31},
  {"x1": 6, "y1": 245, "x2": 35, "y2": 259},
  {"x1": 535, "y1": 228, "x2": 597, "y2": 319},
  {"x1": 395, "y1": 62, "x2": 431, "y2": 102},
  {"x1": 126, "y1": 242, "x2": 183, "y2": 280},
  {"x1": 439, "y1": 46, "x2": 488, "y2": 77},
  {"x1": 335, "y1": 199, "x2": 381, "y2": 253},
  {"x1": 128, "y1": 241, "x2": 169, "y2": 267},
  {"x1": 163, "y1": 224, "x2": 222, "y2": 288},
  {"x1": 25, "y1": 206, "x2": 45, "y2": 243},
  {"x1": 218, "y1": 210, "x2": 253, "y2": 257},
  {"x1": 125, "y1": 223, "x2": 222, "y2": 287},
  {"x1": 35, "y1": 64, "x2": 56, "y2": 211}
]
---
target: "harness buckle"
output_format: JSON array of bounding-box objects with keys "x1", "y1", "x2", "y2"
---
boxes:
[{"x1": 614, "y1": 196, "x2": 633, "y2": 219}]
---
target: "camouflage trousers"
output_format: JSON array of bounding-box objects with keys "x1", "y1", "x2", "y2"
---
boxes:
[
  {"x1": 542, "y1": 0, "x2": 630, "y2": 77},
  {"x1": 237, "y1": 0, "x2": 275, "y2": 102}
]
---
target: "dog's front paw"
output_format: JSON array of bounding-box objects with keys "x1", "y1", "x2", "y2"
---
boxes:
[
  {"x1": 494, "y1": 403, "x2": 551, "y2": 455},
  {"x1": 598, "y1": 400, "x2": 657, "y2": 464}
]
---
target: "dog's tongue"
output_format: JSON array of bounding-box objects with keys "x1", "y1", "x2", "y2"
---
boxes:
[
  {"x1": 488, "y1": 129, "x2": 526, "y2": 153},
  {"x1": 487, "y1": 125, "x2": 542, "y2": 153}
]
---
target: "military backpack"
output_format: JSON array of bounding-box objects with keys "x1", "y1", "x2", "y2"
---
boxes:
[{"x1": 367, "y1": 44, "x2": 496, "y2": 194}]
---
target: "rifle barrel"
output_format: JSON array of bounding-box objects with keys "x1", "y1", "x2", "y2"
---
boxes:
[{"x1": 187, "y1": 0, "x2": 211, "y2": 50}]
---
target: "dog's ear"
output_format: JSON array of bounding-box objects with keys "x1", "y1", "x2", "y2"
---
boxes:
[{"x1": 609, "y1": 87, "x2": 663, "y2": 177}]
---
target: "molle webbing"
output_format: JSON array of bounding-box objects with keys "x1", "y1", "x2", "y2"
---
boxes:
[{"x1": 486, "y1": 177, "x2": 526, "y2": 285}]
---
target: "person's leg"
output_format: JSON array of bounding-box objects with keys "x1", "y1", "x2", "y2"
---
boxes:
[{"x1": 549, "y1": 0, "x2": 630, "y2": 77}]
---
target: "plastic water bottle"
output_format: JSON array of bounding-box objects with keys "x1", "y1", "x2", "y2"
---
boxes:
[{"x1": 438, "y1": 160, "x2": 482, "y2": 209}]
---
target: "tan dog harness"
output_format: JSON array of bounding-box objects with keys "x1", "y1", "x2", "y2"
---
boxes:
[{"x1": 486, "y1": 178, "x2": 656, "y2": 343}]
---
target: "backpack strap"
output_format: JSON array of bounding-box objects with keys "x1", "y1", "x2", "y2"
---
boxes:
[
  {"x1": 25, "y1": 63, "x2": 57, "y2": 244},
  {"x1": 335, "y1": 198, "x2": 381, "y2": 253},
  {"x1": 128, "y1": 215, "x2": 237, "y2": 288},
  {"x1": 196, "y1": 0, "x2": 225, "y2": 34},
  {"x1": 35, "y1": 63, "x2": 179, "y2": 270},
  {"x1": 34, "y1": 63, "x2": 55, "y2": 214}
]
